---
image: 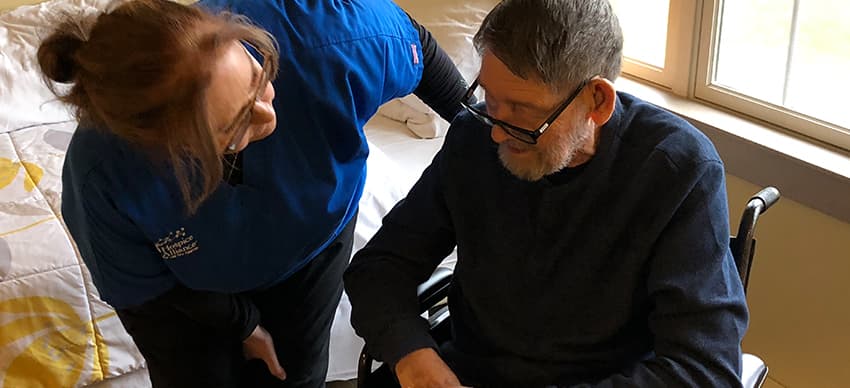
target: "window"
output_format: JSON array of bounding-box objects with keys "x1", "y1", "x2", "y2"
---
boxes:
[
  {"x1": 609, "y1": 0, "x2": 669, "y2": 69},
  {"x1": 611, "y1": 0, "x2": 850, "y2": 152}
]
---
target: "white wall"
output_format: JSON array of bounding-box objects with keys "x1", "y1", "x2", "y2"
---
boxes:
[
  {"x1": 729, "y1": 174, "x2": 850, "y2": 388},
  {"x1": 0, "y1": 0, "x2": 42, "y2": 11}
]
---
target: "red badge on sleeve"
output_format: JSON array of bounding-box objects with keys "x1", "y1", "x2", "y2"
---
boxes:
[{"x1": 411, "y1": 44, "x2": 419, "y2": 64}]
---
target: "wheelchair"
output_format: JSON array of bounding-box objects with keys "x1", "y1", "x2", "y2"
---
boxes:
[{"x1": 357, "y1": 187, "x2": 780, "y2": 388}]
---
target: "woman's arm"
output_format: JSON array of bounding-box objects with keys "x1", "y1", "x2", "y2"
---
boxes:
[{"x1": 408, "y1": 15, "x2": 473, "y2": 122}]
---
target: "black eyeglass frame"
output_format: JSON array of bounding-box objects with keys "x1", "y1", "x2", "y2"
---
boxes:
[{"x1": 460, "y1": 77, "x2": 591, "y2": 144}]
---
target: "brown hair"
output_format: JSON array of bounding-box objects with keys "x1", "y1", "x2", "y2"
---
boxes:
[{"x1": 37, "y1": 0, "x2": 279, "y2": 214}]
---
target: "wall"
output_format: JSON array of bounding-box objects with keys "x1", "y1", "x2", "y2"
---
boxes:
[
  {"x1": 729, "y1": 174, "x2": 850, "y2": 388},
  {"x1": 0, "y1": 0, "x2": 41, "y2": 10}
]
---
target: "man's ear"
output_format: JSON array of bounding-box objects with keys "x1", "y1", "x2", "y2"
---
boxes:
[{"x1": 586, "y1": 77, "x2": 616, "y2": 126}]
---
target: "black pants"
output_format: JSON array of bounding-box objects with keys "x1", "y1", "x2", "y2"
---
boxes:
[{"x1": 117, "y1": 218, "x2": 355, "y2": 388}]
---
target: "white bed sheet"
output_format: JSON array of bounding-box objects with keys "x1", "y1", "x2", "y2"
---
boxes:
[{"x1": 327, "y1": 113, "x2": 450, "y2": 382}]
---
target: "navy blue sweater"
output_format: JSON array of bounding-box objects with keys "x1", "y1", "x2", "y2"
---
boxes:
[
  {"x1": 345, "y1": 93, "x2": 749, "y2": 387},
  {"x1": 62, "y1": 0, "x2": 422, "y2": 309}
]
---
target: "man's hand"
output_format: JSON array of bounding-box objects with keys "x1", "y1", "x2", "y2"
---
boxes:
[
  {"x1": 243, "y1": 325, "x2": 287, "y2": 380},
  {"x1": 395, "y1": 348, "x2": 466, "y2": 388}
]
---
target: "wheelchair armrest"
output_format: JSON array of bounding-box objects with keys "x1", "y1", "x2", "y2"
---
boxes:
[
  {"x1": 416, "y1": 267, "x2": 453, "y2": 314},
  {"x1": 358, "y1": 268, "x2": 454, "y2": 386}
]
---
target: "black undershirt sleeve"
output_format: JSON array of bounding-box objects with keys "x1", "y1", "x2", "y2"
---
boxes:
[{"x1": 408, "y1": 15, "x2": 476, "y2": 123}]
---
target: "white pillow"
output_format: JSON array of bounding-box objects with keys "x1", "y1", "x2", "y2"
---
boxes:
[
  {"x1": 377, "y1": 0, "x2": 498, "y2": 139},
  {"x1": 0, "y1": 0, "x2": 118, "y2": 133}
]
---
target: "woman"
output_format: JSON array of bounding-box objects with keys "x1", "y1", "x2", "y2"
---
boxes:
[{"x1": 38, "y1": 0, "x2": 470, "y2": 386}]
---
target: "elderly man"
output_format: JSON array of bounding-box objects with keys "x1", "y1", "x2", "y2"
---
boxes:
[{"x1": 344, "y1": 0, "x2": 748, "y2": 386}]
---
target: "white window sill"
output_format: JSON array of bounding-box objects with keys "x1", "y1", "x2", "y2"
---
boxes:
[{"x1": 616, "y1": 76, "x2": 850, "y2": 223}]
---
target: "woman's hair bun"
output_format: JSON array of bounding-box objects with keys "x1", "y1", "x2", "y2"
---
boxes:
[{"x1": 37, "y1": 28, "x2": 86, "y2": 83}]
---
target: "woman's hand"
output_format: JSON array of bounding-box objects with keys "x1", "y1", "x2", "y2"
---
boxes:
[
  {"x1": 243, "y1": 325, "x2": 287, "y2": 380},
  {"x1": 395, "y1": 348, "x2": 468, "y2": 388}
]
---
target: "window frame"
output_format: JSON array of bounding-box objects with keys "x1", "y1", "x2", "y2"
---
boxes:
[
  {"x1": 619, "y1": 0, "x2": 697, "y2": 96},
  {"x1": 618, "y1": 0, "x2": 850, "y2": 152}
]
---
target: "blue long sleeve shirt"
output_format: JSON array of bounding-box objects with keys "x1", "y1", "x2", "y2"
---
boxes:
[
  {"x1": 61, "y1": 0, "x2": 423, "y2": 309},
  {"x1": 345, "y1": 93, "x2": 749, "y2": 387}
]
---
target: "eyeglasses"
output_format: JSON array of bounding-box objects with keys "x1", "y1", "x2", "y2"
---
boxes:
[
  {"x1": 223, "y1": 100, "x2": 255, "y2": 154},
  {"x1": 460, "y1": 77, "x2": 590, "y2": 144},
  {"x1": 223, "y1": 42, "x2": 269, "y2": 154}
]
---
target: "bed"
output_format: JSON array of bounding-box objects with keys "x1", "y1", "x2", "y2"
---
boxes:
[{"x1": 0, "y1": 0, "x2": 495, "y2": 385}]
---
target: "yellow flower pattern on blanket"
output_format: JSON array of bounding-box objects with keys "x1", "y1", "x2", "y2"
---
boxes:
[
  {"x1": 0, "y1": 158, "x2": 19, "y2": 189},
  {"x1": 0, "y1": 297, "x2": 115, "y2": 387},
  {"x1": 0, "y1": 158, "x2": 44, "y2": 192}
]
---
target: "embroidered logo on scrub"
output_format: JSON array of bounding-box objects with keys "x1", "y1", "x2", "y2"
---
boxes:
[{"x1": 155, "y1": 227, "x2": 199, "y2": 260}]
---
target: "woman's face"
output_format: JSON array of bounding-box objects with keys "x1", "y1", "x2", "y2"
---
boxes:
[{"x1": 207, "y1": 40, "x2": 276, "y2": 153}]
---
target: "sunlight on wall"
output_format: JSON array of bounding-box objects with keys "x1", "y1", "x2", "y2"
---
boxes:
[
  {"x1": 0, "y1": 0, "x2": 42, "y2": 11},
  {"x1": 728, "y1": 174, "x2": 850, "y2": 388}
]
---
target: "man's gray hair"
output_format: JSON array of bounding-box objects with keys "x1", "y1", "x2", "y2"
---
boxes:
[{"x1": 473, "y1": 0, "x2": 623, "y2": 94}]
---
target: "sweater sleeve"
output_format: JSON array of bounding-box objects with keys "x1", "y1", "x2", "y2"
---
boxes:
[
  {"x1": 84, "y1": 154, "x2": 330, "y2": 294},
  {"x1": 73, "y1": 169, "x2": 261, "y2": 335},
  {"x1": 408, "y1": 15, "x2": 471, "y2": 122},
  {"x1": 128, "y1": 179, "x2": 333, "y2": 293},
  {"x1": 133, "y1": 285, "x2": 261, "y2": 341},
  {"x1": 344, "y1": 149, "x2": 457, "y2": 367},
  {"x1": 579, "y1": 161, "x2": 748, "y2": 388}
]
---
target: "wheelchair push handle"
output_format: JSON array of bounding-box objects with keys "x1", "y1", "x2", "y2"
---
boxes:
[
  {"x1": 737, "y1": 186, "x2": 781, "y2": 254},
  {"x1": 749, "y1": 186, "x2": 780, "y2": 213}
]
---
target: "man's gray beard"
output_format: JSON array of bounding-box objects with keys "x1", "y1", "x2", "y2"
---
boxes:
[{"x1": 498, "y1": 119, "x2": 592, "y2": 181}]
